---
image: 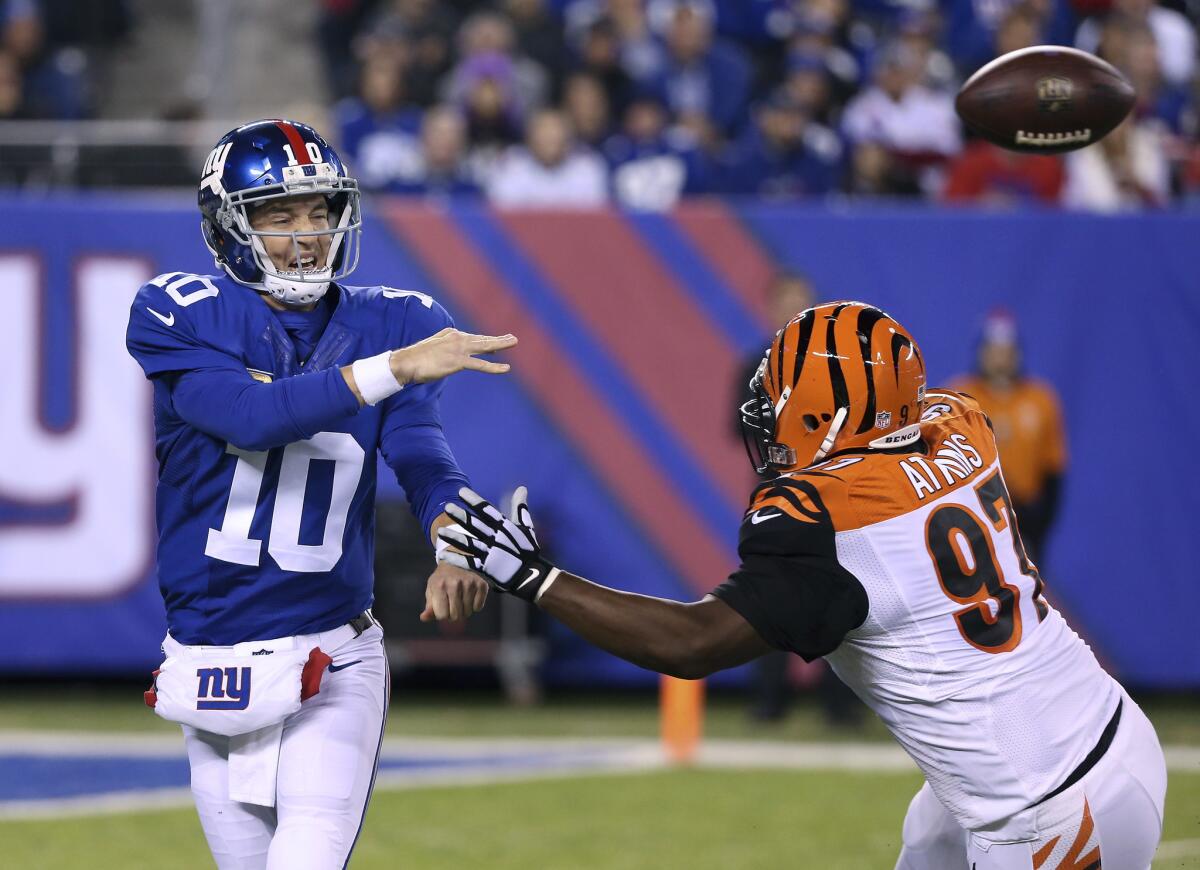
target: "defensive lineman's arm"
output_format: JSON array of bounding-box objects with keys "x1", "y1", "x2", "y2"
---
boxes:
[
  {"x1": 535, "y1": 575, "x2": 770, "y2": 680},
  {"x1": 437, "y1": 489, "x2": 774, "y2": 678}
]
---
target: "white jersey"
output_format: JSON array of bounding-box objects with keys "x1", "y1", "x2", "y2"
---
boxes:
[{"x1": 714, "y1": 390, "x2": 1119, "y2": 830}]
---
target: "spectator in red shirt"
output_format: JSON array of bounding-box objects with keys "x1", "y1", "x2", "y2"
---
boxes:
[{"x1": 943, "y1": 142, "x2": 1065, "y2": 205}]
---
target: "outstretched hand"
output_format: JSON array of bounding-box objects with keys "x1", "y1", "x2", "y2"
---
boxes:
[
  {"x1": 391, "y1": 328, "x2": 517, "y2": 385},
  {"x1": 437, "y1": 487, "x2": 558, "y2": 603}
]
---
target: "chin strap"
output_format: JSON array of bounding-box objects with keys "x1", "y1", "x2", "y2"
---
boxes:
[
  {"x1": 248, "y1": 233, "x2": 332, "y2": 306},
  {"x1": 812, "y1": 406, "x2": 849, "y2": 464}
]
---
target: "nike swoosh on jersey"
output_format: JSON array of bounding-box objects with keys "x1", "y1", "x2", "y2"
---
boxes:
[
  {"x1": 517, "y1": 567, "x2": 541, "y2": 590},
  {"x1": 327, "y1": 659, "x2": 363, "y2": 673},
  {"x1": 749, "y1": 510, "x2": 783, "y2": 524},
  {"x1": 147, "y1": 307, "x2": 175, "y2": 327}
]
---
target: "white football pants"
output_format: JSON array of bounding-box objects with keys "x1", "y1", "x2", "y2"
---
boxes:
[
  {"x1": 183, "y1": 624, "x2": 389, "y2": 870},
  {"x1": 895, "y1": 692, "x2": 1166, "y2": 870}
]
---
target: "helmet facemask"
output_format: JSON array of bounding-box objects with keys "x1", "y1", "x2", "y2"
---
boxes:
[
  {"x1": 215, "y1": 165, "x2": 362, "y2": 307},
  {"x1": 740, "y1": 355, "x2": 798, "y2": 477}
]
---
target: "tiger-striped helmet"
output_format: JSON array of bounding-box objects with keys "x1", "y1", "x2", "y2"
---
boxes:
[{"x1": 740, "y1": 301, "x2": 926, "y2": 476}]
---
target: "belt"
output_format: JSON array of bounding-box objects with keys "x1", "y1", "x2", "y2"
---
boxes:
[
  {"x1": 303, "y1": 610, "x2": 378, "y2": 656},
  {"x1": 1031, "y1": 698, "x2": 1122, "y2": 808},
  {"x1": 348, "y1": 610, "x2": 377, "y2": 637},
  {"x1": 167, "y1": 611, "x2": 379, "y2": 658}
]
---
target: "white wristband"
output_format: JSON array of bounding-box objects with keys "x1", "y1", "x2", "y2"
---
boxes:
[
  {"x1": 533, "y1": 567, "x2": 561, "y2": 604},
  {"x1": 351, "y1": 351, "x2": 403, "y2": 405}
]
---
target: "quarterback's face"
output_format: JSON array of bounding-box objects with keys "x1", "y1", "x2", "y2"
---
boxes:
[{"x1": 249, "y1": 194, "x2": 332, "y2": 274}]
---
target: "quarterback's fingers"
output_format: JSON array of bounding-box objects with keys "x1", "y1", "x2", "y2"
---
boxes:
[
  {"x1": 472, "y1": 579, "x2": 489, "y2": 612},
  {"x1": 466, "y1": 333, "x2": 518, "y2": 353},
  {"x1": 462, "y1": 358, "x2": 512, "y2": 375},
  {"x1": 419, "y1": 585, "x2": 437, "y2": 622},
  {"x1": 446, "y1": 582, "x2": 463, "y2": 621},
  {"x1": 457, "y1": 578, "x2": 483, "y2": 618},
  {"x1": 428, "y1": 584, "x2": 451, "y2": 621}
]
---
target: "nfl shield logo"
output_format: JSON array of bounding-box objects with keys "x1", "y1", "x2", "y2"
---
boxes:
[
  {"x1": 1036, "y1": 77, "x2": 1073, "y2": 112},
  {"x1": 875, "y1": 411, "x2": 892, "y2": 429}
]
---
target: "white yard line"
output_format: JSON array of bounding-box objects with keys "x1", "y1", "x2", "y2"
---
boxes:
[
  {"x1": 0, "y1": 734, "x2": 1196, "y2": 822},
  {"x1": 2, "y1": 732, "x2": 1196, "y2": 770},
  {"x1": 1154, "y1": 838, "x2": 1200, "y2": 860}
]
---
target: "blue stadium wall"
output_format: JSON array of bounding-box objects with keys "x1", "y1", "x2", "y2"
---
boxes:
[{"x1": 0, "y1": 194, "x2": 1195, "y2": 689}]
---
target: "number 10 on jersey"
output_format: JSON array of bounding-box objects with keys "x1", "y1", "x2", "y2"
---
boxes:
[{"x1": 205, "y1": 432, "x2": 365, "y2": 573}]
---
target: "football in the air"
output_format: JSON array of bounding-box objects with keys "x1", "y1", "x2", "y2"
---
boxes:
[{"x1": 955, "y1": 45, "x2": 1136, "y2": 154}]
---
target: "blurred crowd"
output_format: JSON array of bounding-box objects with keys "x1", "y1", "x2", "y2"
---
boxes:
[
  {"x1": 0, "y1": 0, "x2": 128, "y2": 120},
  {"x1": 319, "y1": 0, "x2": 1200, "y2": 210},
  {"x1": 2, "y1": 0, "x2": 1199, "y2": 210}
]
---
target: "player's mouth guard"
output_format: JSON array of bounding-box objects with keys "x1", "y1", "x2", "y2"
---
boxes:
[
  {"x1": 220, "y1": 164, "x2": 363, "y2": 292},
  {"x1": 239, "y1": 196, "x2": 361, "y2": 286}
]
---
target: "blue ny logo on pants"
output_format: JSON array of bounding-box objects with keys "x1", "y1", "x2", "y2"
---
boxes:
[{"x1": 195, "y1": 666, "x2": 252, "y2": 710}]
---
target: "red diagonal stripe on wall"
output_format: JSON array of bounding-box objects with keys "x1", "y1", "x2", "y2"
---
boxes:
[
  {"x1": 495, "y1": 209, "x2": 748, "y2": 510},
  {"x1": 380, "y1": 201, "x2": 734, "y2": 592},
  {"x1": 673, "y1": 201, "x2": 775, "y2": 329}
]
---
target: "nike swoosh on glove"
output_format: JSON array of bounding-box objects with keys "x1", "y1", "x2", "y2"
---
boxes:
[{"x1": 436, "y1": 486, "x2": 559, "y2": 603}]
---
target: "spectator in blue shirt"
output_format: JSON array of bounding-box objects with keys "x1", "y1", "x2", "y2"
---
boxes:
[
  {"x1": 781, "y1": 5, "x2": 863, "y2": 114},
  {"x1": 569, "y1": 16, "x2": 638, "y2": 119},
  {"x1": 783, "y1": 49, "x2": 838, "y2": 126},
  {"x1": 642, "y1": 0, "x2": 752, "y2": 143},
  {"x1": 718, "y1": 90, "x2": 842, "y2": 197},
  {"x1": 506, "y1": 0, "x2": 569, "y2": 83},
  {"x1": 335, "y1": 49, "x2": 424, "y2": 192},
  {"x1": 358, "y1": 0, "x2": 458, "y2": 107},
  {"x1": 941, "y1": 0, "x2": 1076, "y2": 76},
  {"x1": 604, "y1": 93, "x2": 714, "y2": 208},
  {"x1": 562, "y1": 71, "x2": 613, "y2": 147},
  {"x1": 389, "y1": 105, "x2": 483, "y2": 198}
]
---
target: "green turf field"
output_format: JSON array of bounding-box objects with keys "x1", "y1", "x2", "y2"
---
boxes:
[
  {"x1": 4, "y1": 768, "x2": 1199, "y2": 869},
  {"x1": 2, "y1": 690, "x2": 1198, "y2": 868}
]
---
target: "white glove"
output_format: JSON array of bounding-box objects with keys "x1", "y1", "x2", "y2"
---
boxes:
[{"x1": 436, "y1": 486, "x2": 558, "y2": 603}]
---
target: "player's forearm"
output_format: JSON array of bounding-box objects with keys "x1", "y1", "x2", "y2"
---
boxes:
[
  {"x1": 381, "y1": 422, "x2": 469, "y2": 537},
  {"x1": 172, "y1": 366, "x2": 360, "y2": 452},
  {"x1": 537, "y1": 573, "x2": 719, "y2": 680}
]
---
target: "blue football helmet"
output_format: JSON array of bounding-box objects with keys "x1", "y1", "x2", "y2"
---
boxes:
[{"x1": 198, "y1": 119, "x2": 362, "y2": 306}]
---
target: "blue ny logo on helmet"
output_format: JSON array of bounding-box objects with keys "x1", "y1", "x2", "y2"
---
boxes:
[{"x1": 198, "y1": 119, "x2": 362, "y2": 307}]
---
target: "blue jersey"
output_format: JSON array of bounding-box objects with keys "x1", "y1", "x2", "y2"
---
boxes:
[{"x1": 126, "y1": 272, "x2": 468, "y2": 645}]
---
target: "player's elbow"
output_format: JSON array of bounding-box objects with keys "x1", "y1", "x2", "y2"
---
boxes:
[
  {"x1": 225, "y1": 429, "x2": 292, "y2": 453},
  {"x1": 655, "y1": 636, "x2": 722, "y2": 681},
  {"x1": 660, "y1": 658, "x2": 715, "y2": 681}
]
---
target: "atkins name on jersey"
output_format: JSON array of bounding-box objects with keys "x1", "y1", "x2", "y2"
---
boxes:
[{"x1": 126, "y1": 271, "x2": 468, "y2": 645}]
